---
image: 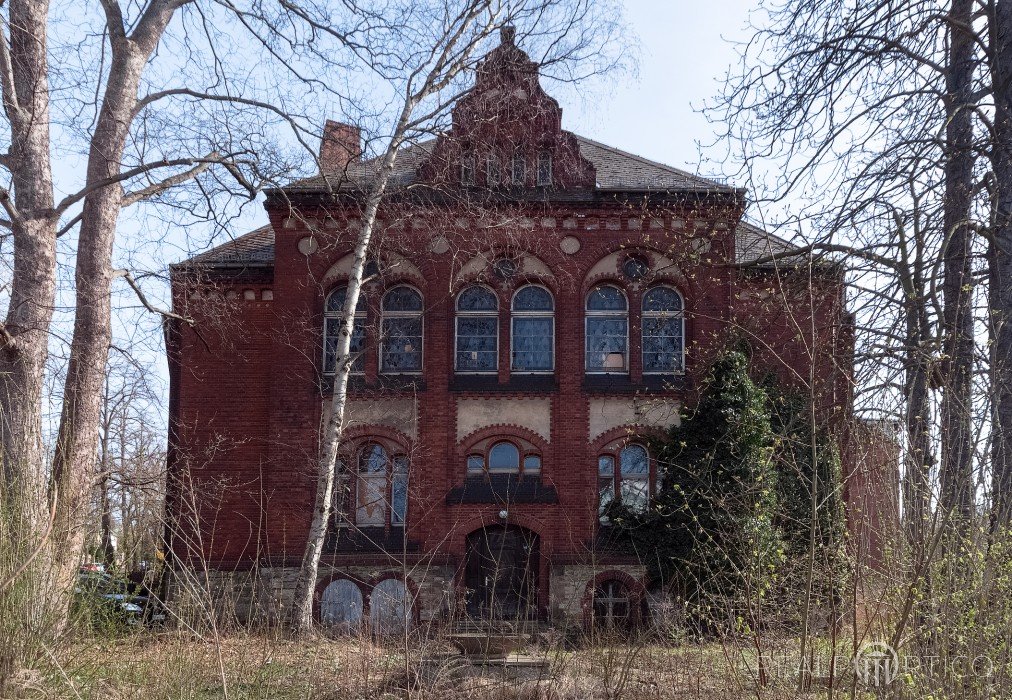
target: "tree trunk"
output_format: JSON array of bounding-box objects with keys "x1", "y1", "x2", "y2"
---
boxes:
[
  {"x1": 990, "y1": 0, "x2": 1012, "y2": 529},
  {"x1": 49, "y1": 4, "x2": 176, "y2": 621},
  {"x1": 939, "y1": 0, "x2": 976, "y2": 524}
]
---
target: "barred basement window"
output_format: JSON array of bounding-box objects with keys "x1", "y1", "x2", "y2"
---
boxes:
[
  {"x1": 456, "y1": 285, "x2": 498, "y2": 373},
  {"x1": 324, "y1": 286, "x2": 366, "y2": 374},
  {"x1": 593, "y1": 579, "x2": 632, "y2": 628}
]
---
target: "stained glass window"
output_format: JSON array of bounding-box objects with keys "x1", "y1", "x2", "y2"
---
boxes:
[
  {"x1": 456, "y1": 286, "x2": 498, "y2": 372},
  {"x1": 324, "y1": 286, "x2": 366, "y2": 374},
  {"x1": 512, "y1": 285, "x2": 554, "y2": 372},
  {"x1": 381, "y1": 286, "x2": 422, "y2": 373},
  {"x1": 642, "y1": 286, "x2": 684, "y2": 373},
  {"x1": 586, "y1": 285, "x2": 628, "y2": 372}
]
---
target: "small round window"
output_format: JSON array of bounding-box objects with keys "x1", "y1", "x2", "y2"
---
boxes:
[
  {"x1": 493, "y1": 257, "x2": 519, "y2": 280},
  {"x1": 622, "y1": 255, "x2": 649, "y2": 281}
]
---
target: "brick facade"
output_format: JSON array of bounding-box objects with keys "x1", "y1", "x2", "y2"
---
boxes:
[{"x1": 166, "y1": 29, "x2": 884, "y2": 628}]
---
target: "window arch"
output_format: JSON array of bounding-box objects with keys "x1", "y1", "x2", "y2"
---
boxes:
[
  {"x1": 512, "y1": 285, "x2": 554, "y2": 372},
  {"x1": 380, "y1": 285, "x2": 423, "y2": 373},
  {"x1": 456, "y1": 285, "x2": 498, "y2": 373},
  {"x1": 351, "y1": 442, "x2": 408, "y2": 527},
  {"x1": 586, "y1": 285, "x2": 629, "y2": 372},
  {"x1": 598, "y1": 442, "x2": 652, "y2": 522},
  {"x1": 466, "y1": 438, "x2": 542, "y2": 476},
  {"x1": 642, "y1": 286, "x2": 684, "y2": 373},
  {"x1": 324, "y1": 286, "x2": 367, "y2": 374}
]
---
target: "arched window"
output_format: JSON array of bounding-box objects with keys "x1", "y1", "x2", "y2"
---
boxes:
[
  {"x1": 381, "y1": 286, "x2": 422, "y2": 373},
  {"x1": 355, "y1": 443, "x2": 408, "y2": 527},
  {"x1": 586, "y1": 285, "x2": 628, "y2": 372},
  {"x1": 455, "y1": 285, "x2": 498, "y2": 373},
  {"x1": 370, "y1": 578, "x2": 413, "y2": 635},
  {"x1": 593, "y1": 579, "x2": 632, "y2": 629},
  {"x1": 488, "y1": 441, "x2": 520, "y2": 473},
  {"x1": 598, "y1": 443, "x2": 651, "y2": 521},
  {"x1": 512, "y1": 285, "x2": 554, "y2": 372},
  {"x1": 642, "y1": 286, "x2": 684, "y2": 373},
  {"x1": 537, "y1": 151, "x2": 552, "y2": 186},
  {"x1": 320, "y1": 578, "x2": 364, "y2": 629},
  {"x1": 324, "y1": 286, "x2": 366, "y2": 374},
  {"x1": 467, "y1": 439, "x2": 541, "y2": 476}
]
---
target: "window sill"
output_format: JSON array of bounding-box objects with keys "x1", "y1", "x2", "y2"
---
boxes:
[
  {"x1": 446, "y1": 475, "x2": 559, "y2": 505},
  {"x1": 449, "y1": 374, "x2": 557, "y2": 392},
  {"x1": 320, "y1": 375, "x2": 426, "y2": 394},
  {"x1": 582, "y1": 374, "x2": 689, "y2": 394}
]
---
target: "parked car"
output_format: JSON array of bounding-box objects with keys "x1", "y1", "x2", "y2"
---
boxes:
[{"x1": 75, "y1": 572, "x2": 166, "y2": 628}]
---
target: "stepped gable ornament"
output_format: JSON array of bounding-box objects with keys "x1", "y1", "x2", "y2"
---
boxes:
[{"x1": 417, "y1": 26, "x2": 596, "y2": 190}]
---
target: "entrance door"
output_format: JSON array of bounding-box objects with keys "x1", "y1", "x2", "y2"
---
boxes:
[{"x1": 464, "y1": 526, "x2": 539, "y2": 620}]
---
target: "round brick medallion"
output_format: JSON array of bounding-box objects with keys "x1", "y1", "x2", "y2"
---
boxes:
[
  {"x1": 429, "y1": 236, "x2": 450, "y2": 254},
  {"x1": 560, "y1": 236, "x2": 581, "y2": 254},
  {"x1": 297, "y1": 236, "x2": 319, "y2": 255}
]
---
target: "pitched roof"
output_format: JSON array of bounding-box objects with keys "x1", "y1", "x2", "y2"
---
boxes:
[
  {"x1": 286, "y1": 134, "x2": 734, "y2": 194},
  {"x1": 178, "y1": 220, "x2": 798, "y2": 268}
]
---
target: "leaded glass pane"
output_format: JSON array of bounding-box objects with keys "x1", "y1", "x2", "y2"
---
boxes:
[
  {"x1": 488, "y1": 442, "x2": 519, "y2": 472},
  {"x1": 599, "y1": 455, "x2": 616, "y2": 477},
  {"x1": 391, "y1": 473, "x2": 407, "y2": 525},
  {"x1": 513, "y1": 286, "x2": 553, "y2": 311},
  {"x1": 383, "y1": 286, "x2": 422, "y2": 312},
  {"x1": 326, "y1": 286, "x2": 367, "y2": 314},
  {"x1": 487, "y1": 154, "x2": 501, "y2": 186},
  {"x1": 324, "y1": 317, "x2": 365, "y2": 373},
  {"x1": 512, "y1": 155, "x2": 526, "y2": 185},
  {"x1": 586, "y1": 285, "x2": 627, "y2": 311},
  {"x1": 586, "y1": 317, "x2": 628, "y2": 370},
  {"x1": 643, "y1": 316, "x2": 683, "y2": 372},
  {"x1": 620, "y1": 478, "x2": 649, "y2": 512},
  {"x1": 512, "y1": 317, "x2": 553, "y2": 371},
  {"x1": 359, "y1": 444, "x2": 388, "y2": 473},
  {"x1": 620, "y1": 445, "x2": 649, "y2": 475},
  {"x1": 622, "y1": 256, "x2": 649, "y2": 281},
  {"x1": 457, "y1": 286, "x2": 497, "y2": 311},
  {"x1": 643, "y1": 286, "x2": 683, "y2": 312},
  {"x1": 456, "y1": 317, "x2": 497, "y2": 371},
  {"x1": 537, "y1": 152, "x2": 552, "y2": 185},
  {"x1": 381, "y1": 317, "x2": 422, "y2": 371}
]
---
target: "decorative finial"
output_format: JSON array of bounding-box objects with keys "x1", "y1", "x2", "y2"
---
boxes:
[{"x1": 501, "y1": 25, "x2": 516, "y2": 45}]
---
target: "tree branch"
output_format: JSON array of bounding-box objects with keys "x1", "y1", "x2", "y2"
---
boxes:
[{"x1": 115, "y1": 269, "x2": 194, "y2": 325}]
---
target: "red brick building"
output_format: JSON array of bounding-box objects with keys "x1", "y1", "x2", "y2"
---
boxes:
[{"x1": 166, "y1": 30, "x2": 870, "y2": 630}]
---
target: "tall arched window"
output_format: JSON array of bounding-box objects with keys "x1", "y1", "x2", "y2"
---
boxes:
[
  {"x1": 355, "y1": 443, "x2": 408, "y2": 527},
  {"x1": 512, "y1": 285, "x2": 554, "y2": 372},
  {"x1": 455, "y1": 285, "x2": 498, "y2": 373},
  {"x1": 324, "y1": 286, "x2": 366, "y2": 374},
  {"x1": 642, "y1": 286, "x2": 684, "y2": 373},
  {"x1": 381, "y1": 286, "x2": 423, "y2": 373},
  {"x1": 586, "y1": 285, "x2": 628, "y2": 372}
]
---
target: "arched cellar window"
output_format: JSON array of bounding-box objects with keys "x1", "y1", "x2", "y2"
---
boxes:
[
  {"x1": 370, "y1": 578, "x2": 414, "y2": 635},
  {"x1": 586, "y1": 285, "x2": 628, "y2": 373},
  {"x1": 354, "y1": 443, "x2": 408, "y2": 527},
  {"x1": 512, "y1": 285, "x2": 554, "y2": 372},
  {"x1": 319, "y1": 578, "x2": 364, "y2": 629},
  {"x1": 467, "y1": 439, "x2": 541, "y2": 476},
  {"x1": 593, "y1": 578, "x2": 632, "y2": 629},
  {"x1": 642, "y1": 286, "x2": 685, "y2": 373},
  {"x1": 455, "y1": 285, "x2": 498, "y2": 373},
  {"x1": 324, "y1": 286, "x2": 366, "y2": 374},
  {"x1": 598, "y1": 443, "x2": 651, "y2": 522},
  {"x1": 380, "y1": 285, "x2": 423, "y2": 373}
]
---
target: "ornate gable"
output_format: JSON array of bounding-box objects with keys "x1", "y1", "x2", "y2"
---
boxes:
[{"x1": 418, "y1": 27, "x2": 596, "y2": 191}]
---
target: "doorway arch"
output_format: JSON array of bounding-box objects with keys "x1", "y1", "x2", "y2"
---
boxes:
[{"x1": 464, "y1": 525, "x2": 540, "y2": 620}]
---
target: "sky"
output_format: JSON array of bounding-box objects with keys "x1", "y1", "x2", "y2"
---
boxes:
[{"x1": 561, "y1": 0, "x2": 758, "y2": 185}]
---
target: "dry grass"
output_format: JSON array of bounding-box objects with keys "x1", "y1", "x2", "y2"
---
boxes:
[{"x1": 3, "y1": 631, "x2": 867, "y2": 700}]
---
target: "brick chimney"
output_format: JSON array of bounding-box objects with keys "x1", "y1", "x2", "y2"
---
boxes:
[{"x1": 319, "y1": 120, "x2": 362, "y2": 172}]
